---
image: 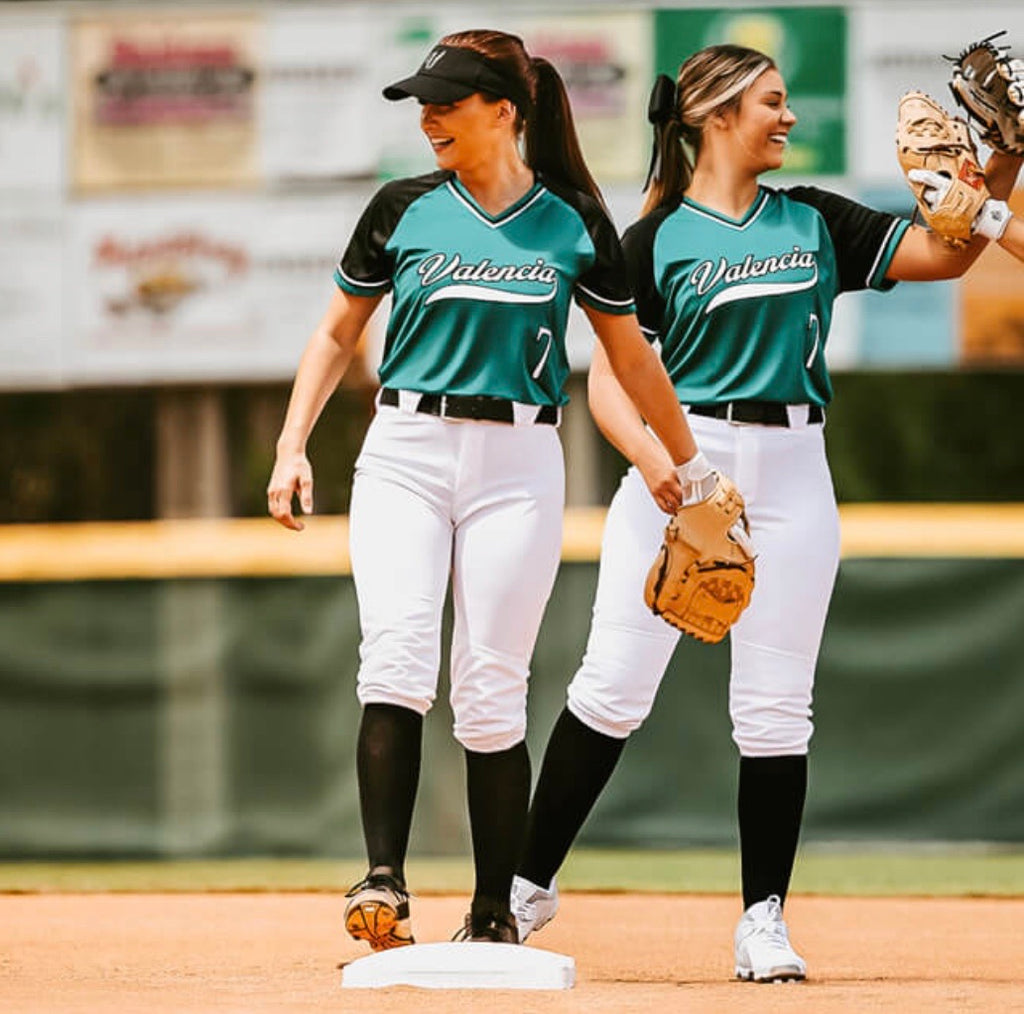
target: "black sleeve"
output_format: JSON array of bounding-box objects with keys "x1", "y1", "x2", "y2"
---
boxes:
[
  {"x1": 621, "y1": 208, "x2": 672, "y2": 340},
  {"x1": 539, "y1": 179, "x2": 635, "y2": 315},
  {"x1": 784, "y1": 186, "x2": 909, "y2": 293},
  {"x1": 336, "y1": 172, "x2": 447, "y2": 295}
]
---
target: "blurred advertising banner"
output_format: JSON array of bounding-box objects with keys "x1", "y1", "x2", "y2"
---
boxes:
[
  {"x1": 853, "y1": 6, "x2": 1024, "y2": 182},
  {"x1": 262, "y1": 6, "x2": 382, "y2": 183},
  {"x1": 65, "y1": 191, "x2": 366, "y2": 384},
  {"x1": 0, "y1": 201, "x2": 63, "y2": 389},
  {"x1": 0, "y1": 15, "x2": 64, "y2": 192},
  {"x1": 654, "y1": 6, "x2": 847, "y2": 176},
  {"x1": 71, "y1": 14, "x2": 261, "y2": 191},
  {"x1": 519, "y1": 12, "x2": 651, "y2": 182},
  {"x1": 959, "y1": 189, "x2": 1024, "y2": 366}
]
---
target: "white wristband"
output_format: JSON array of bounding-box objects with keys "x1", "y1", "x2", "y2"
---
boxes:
[
  {"x1": 675, "y1": 451, "x2": 717, "y2": 505},
  {"x1": 974, "y1": 199, "x2": 1012, "y2": 242}
]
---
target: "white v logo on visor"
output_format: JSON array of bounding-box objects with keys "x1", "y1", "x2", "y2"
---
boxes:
[
  {"x1": 705, "y1": 266, "x2": 818, "y2": 315},
  {"x1": 423, "y1": 49, "x2": 445, "y2": 70},
  {"x1": 425, "y1": 284, "x2": 557, "y2": 305}
]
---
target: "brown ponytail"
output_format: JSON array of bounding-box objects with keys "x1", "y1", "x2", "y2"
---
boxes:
[{"x1": 525, "y1": 56, "x2": 604, "y2": 208}]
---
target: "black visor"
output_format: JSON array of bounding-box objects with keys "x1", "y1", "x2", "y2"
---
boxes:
[{"x1": 383, "y1": 44, "x2": 531, "y2": 112}]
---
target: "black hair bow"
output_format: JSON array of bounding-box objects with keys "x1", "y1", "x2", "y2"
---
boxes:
[{"x1": 643, "y1": 74, "x2": 679, "y2": 191}]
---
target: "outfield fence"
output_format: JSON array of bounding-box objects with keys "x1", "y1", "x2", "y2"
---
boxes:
[{"x1": 1, "y1": 506, "x2": 1023, "y2": 858}]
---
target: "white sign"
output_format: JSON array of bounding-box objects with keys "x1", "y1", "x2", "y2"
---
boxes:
[
  {"x1": 262, "y1": 5, "x2": 383, "y2": 182},
  {"x1": 0, "y1": 199, "x2": 63, "y2": 388},
  {"x1": 66, "y1": 191, "x2": 367, "y2": 384},
  {"x1": 0, "y1": 16, "x2": 64, "y2": 192}
]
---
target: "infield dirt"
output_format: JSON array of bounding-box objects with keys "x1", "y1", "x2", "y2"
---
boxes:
[{"x1": 2, "y1": 893, "x2": 1021, "y2": 1012}]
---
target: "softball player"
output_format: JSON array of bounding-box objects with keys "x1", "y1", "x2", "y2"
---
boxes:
[
  {"x1": 511, "y1": 44, "x2": 1023, "y2": 980},
  {"x1": 267, "y1": 30, "x2": 708, "y2": 950}
]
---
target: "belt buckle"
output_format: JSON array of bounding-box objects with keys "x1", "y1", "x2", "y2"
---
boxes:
[
  {"x1": 439, "y1": 394, "x2": 448, "y2": 418},
  {"x1": 725, "y1": 402, "x2": 736, "y2": 424}
]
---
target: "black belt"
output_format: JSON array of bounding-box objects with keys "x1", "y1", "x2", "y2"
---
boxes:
[
  {"x1": 380, "y1": 387, "x2": 559, "y2": 425},
  {"x1": 689, "y1": 400, "x2": 823, "y2": 427}
]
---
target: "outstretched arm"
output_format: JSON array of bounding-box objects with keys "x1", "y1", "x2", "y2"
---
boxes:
[
  {"x1": 889, "y1": 151, "x2": 1022, "y2": 280},
  {"x1": 994, "y1": 213, "x2": 1024, "y2": 262}
]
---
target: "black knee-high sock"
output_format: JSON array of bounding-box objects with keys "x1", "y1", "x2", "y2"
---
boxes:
[
  {"x1": 518, "y1": 708, "x2": 627, "y2": 888},
  {"x1": 738, "y1": 755, "x2": 807, "y2": 909},
  {"x1": 356, "y1": 703, "x2": 423, "y2": 883},
  {"x1": 464, "y1": 741, "x2": 531, "y2": 919}
]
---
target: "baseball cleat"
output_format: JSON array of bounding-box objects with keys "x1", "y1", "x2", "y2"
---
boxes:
[
  {"x1": 734, "y1": 895, "x2": 806, "y2": 983},
  {"x1": 452, "y1": 910, "x2": 519, "y2": 943},
  {"x1": 510, "y1": 874, "x2": 559, "y2": 942},
  {"x1": 344, "y1": 872, "x2": 415, "y2": 951}
]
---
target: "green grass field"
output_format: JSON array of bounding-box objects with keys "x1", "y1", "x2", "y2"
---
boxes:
[{"x1": 2, "y1": 847, "x2": 1022, "y2": 896}]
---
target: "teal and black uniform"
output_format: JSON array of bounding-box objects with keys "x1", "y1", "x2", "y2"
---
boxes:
[
  {"x1": 622, "y1": 185, "x2": 910, "y2": 406},
  {"x1": 335, "y1": 170, "x2": 634, "y2": 407}
]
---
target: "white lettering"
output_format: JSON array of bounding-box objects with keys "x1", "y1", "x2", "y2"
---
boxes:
[
  {"x1": 690, "y1": 246, "x2": 817, "y2": 297},
  {"x1": 417, "y1": 253, "x2": 558, "y2": 289}
]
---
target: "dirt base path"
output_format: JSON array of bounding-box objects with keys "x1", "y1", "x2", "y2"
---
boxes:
[{"x1": 2, "y1": 893, "x2": 1021, "y2": 1013}]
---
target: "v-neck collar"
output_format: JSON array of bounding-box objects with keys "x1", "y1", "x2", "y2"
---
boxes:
[
  {"x1": 447, "y1": 173, "x2": 544, "y2": 227},
  {"x1": 681, "y1": 187, "x2": 769, "y2": 230}
]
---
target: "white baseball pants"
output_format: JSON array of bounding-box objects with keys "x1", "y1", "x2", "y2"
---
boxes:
[
  {"x1": 566, "y1": 410, "x2": 840, "y2": 757},
  {"x1": 349, "y1": 404, "x2": 565, "y2": 753}
]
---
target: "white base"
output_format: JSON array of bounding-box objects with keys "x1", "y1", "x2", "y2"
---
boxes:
[{"x1": 341, "y1": 942, "x2": 576, "y2": 990}]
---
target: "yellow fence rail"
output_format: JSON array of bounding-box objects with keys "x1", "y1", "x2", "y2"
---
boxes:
[{"x1": 1, "y1": 504, "x2": 1023, "y2": 581}]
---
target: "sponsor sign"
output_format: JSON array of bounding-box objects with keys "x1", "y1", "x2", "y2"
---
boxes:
[
  {"x1": 71, "y1": 15, "x2": 260, "y2": 190},
  {"x1": 65, "y1": 191, "x2": 367, "y2": 384},
  {"x1": 0, "y1": 200, "x2": 63, "y2": 388},
  {"x1": 0, "y1": 16, "x2": 64, "y2": 192},
  {"x1": 262, "y1": 6, "x2": 382, "y2": 182}
]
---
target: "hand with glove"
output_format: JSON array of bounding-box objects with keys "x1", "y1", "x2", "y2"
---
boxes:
[
  {"x1": 907, "y1": 167, "x2": 1013, "y2": 241},
  {"x1": 896, "y1": 90, "x2": 991, "y2": 246},
  {"x1": 644, "y1": 451, "x2": 756, "y2": 644}
]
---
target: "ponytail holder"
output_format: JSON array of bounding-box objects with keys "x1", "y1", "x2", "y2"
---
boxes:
[{"x1": 643, "y1": 74, "x2": 678, "y2": 191}]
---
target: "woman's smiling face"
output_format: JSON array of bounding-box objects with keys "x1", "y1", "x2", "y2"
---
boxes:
[
  {"x1": 725, "y1": 68, "x2": 798, "y2": 174},
  {"x1": 419, "y1": 93, "x2": 514, "y2": 172}
]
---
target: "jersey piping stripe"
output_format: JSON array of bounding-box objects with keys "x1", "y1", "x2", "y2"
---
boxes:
[
  {"x1": 444, "y1": 179, "x2": 546, "y2": 229},
  {"x1": 680, "y1": 189, "x2": 770, "y2": 231},
  {"x1": 335, "y1": 265, "x2": 390, "y2": 292},
  {"x1": 865, "y1": 217, "x2": 905, "y2": 287},
  {"x1": 704, "y1": 265, "x2": 819, "y2": 314},
  {"x1": 576, "y1": 281, "x2": 633, "y2": 307}
]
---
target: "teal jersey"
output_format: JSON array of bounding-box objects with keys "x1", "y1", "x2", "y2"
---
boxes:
[
  {"x1": 622, "y1": 185, "x2": 910, "y2": 405},
  {"x1": 334, "y1": 171, "x2": 634, "y2": 406}
]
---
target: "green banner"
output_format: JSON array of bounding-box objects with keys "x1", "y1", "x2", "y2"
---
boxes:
[{"x1": 653, "y1": 6, "x2": 846, "y2": 175}]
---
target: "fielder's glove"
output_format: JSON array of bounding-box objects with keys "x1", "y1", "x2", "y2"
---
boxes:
[
  {"x1": 948, "y1": 32, "x2": 1024, "y2": 156},
  {"x1": 907, "y1": 168, "x2": 1013, "y2": 241},
  {"x1": 896, "y1": 90, "x2": 991, "y2": 247},
  {"x1": 644, "y1": 462, "x2": 755, "y2": 645}
]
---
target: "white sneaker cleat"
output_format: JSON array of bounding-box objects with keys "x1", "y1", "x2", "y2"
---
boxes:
[
  {"x1": 734, "y1": 895, "x2": 807, "y2": 983},
  {"x1": 510, "y1": 875, "x2": 559, "y2": 942}
]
